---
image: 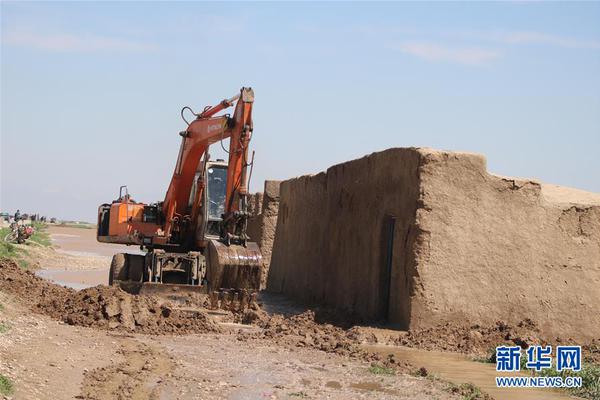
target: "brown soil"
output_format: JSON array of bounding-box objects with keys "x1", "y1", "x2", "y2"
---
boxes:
[
  {"x1": 79, "y1": 339, "x2": 174, "y2": 400},
  {"x1": 0, "y1": 285, "x2": 460, "y2": 400},
  {"x1": 4, "y1": 256, "x2": 596, "y2": 366},
  {"x1": 395, "y1": 320, "x2": 600, "y2": 363},
  {"x1": 0, "y1": 259, "x2": 220, "y2": 335},
  {"x1": 241, "y1": 306, "x2": 600, "y2": 365},
  {"x1": 241, "y1": 309, "x2": 365, "y2": 356},
  {"x1": 4, "y1": 253, "x2": 592, "y2": 399},
  {"x1": 396, "y1": 319, "x2": 546, "y2": 356}
]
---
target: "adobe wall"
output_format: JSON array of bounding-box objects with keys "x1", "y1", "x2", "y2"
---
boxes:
[
  {"x1": 266, "y1": 147, "x2": 600, "y2": 340},
  {"x1": 247, "y1": 181, "x2": 281, "y2": 289},
  {"x1": 268, "y1": 148, "x2": 422, "y2": 322},
  {"x1": 412, "y1": 150, "x2": 600, "y2": 340}
]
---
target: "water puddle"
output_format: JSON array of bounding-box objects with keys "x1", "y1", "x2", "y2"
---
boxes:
[
  {"x1": 325, "y1": 381, "x2": 342, "y2": 389},
  {"x1": 55, "y1": 249, "x2": 112, "y2": 258},
  {"x1": 48, "y1": 226, "x2": 144, "y2": 258},
  {"x1": 350, "y1": 381, "x2": 398, "y2": 395},
  {"x1": 364, "y1": 345, "x2": 572, "y2": 400},
  {"x1": 36, "y1": 268, "x2": 109, "y2": 290}
]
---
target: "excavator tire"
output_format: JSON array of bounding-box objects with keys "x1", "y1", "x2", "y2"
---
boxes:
[
  {"x1": 109, "y1": 253, "x2": 127, "y2": 286},
  {"x1": 127, "y1": 254, "x2": 145, "y2": 283}
]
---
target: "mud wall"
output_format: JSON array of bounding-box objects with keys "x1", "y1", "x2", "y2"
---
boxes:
[
  {"x1": 247, "y1": 181, "x2": 281, "y2": 289},
  {"x1": 412, "y1": 150, "x2": 600, "y2": 340},
  {"x1": 267, "y1": 147, "x2": 600, "y2": 340},
  {"x1": 268, "y1": 148, "x2": 422, "y2": 322}
]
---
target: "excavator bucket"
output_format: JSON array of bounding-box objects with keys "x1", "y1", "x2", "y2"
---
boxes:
[
  {"x1": 111, "y1": 240, "x2": 262, "y2": 312},
  {"x1": 207, "y1": 239, "x2": 263, "y2": 292}
]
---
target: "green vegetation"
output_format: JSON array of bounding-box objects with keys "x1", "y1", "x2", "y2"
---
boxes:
[
  {"x1": 368, "y1": 363, "x2": 395, "y2": 376},
  {"x1": 28, "y1": 222, "x2": 52, "y2": 246},
  {"x1": 474, "y1": 347, "x2": 598, "y2": 399},
  {"x1": 0, "y1": 229, "x2": 29, "y2": 268},
  {"x1": 0, "y1": 230, "x2": 19, "y2": 257},
  {"x1": 537, "y1": 363, "x2": 600, "y2": 400},
  {"x1": 0, "y1": 374, "x2": 14, "y2": 396},
  {"x1": 0, "y1": 322, "x2": 10, "y2": 334},
  {"x1": 423, "y1": 373, "x2": 490, "y2": 400},
  {"x1": 0, "y1": 222, "x2": 52, "y2": 268},
  {"x1": 447, "y1": 382, "x2": 491, "y2": 400},
  {"x1": 486, "y1": 347, "x2": 599, "y2": 399}
]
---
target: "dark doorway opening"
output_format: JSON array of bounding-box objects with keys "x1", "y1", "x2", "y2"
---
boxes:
[{"x1": 381, "y1": 215, "x2": 396, "y2": 321}]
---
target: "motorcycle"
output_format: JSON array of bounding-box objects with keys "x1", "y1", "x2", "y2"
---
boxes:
[{"x1": 4, "y1": 222, "x2": 35, "y2": 244}]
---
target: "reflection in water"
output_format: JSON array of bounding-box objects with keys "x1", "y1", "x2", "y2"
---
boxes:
[{"x1": 36, "y1": 268, "x2": 108, "y2": 290}]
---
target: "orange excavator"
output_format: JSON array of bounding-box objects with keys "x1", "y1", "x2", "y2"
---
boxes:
[{"x1": 97, "y1": 87, "x2": 262, "y2": 298}]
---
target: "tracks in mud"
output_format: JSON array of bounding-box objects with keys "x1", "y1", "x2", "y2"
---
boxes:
[{"x1": 79, "y1": 338, "x2": 173, "y2": 400}]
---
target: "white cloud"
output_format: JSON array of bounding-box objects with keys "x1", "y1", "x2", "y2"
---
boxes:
[
  {"x1": 3, "y1": 30, "x2": 157, "y2": 53},
  {"x1": 496, "y1": 31, "x2": 600, "y2": 50},
  {"x1": 391, "y1": 41, "x2": 501, "y2": 66}
]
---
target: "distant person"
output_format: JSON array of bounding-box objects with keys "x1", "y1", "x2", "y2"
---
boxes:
[{"x1": 14, "y1": 209, "x2": 21, "y2": 222}]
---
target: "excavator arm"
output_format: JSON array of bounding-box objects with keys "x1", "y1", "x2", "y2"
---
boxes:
[{"x1": 162, "y1": 87, "x2": 254, "y2": 244}]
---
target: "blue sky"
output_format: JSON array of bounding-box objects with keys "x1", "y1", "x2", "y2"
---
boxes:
[{"x1": 2, "y1": 1, "x2": 599, "y2": 222}]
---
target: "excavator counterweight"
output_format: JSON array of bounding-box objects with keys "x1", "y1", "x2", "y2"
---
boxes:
[{"x1": 97, "y1": 87, "x2": 262, "y2": 304}]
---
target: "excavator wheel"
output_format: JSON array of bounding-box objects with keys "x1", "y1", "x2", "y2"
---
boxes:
[
  {"x1": 127, "y1": 254, "x2": 145, "y2": 283},
  {"x1": 109, "y1": 253, "x2": 127, "y2": 286}
]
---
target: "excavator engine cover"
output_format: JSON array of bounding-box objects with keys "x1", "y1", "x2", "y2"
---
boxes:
[{"x1": 207, "y1": 239, "x2": 262, "y2": 291}]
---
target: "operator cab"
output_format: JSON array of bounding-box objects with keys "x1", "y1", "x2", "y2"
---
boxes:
[
  {"x1": 207, "y1": 164, "x2": 227, "y2": 220},
  {"x1": 205, "y1": 161, "x2": 227, "y2": 236},
  {"x1": 189, "y1": 159, "x2": 228, "y2": 240}
]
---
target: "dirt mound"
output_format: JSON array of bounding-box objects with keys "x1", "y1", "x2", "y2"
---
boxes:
[
  {"x1": 0, "y1": 259, "x2": 220, "y2": 334},
  {"x1": 241, "y1": 304, "x2": 552, "y2": 358},
  {"x1": 395, "y1": 319, "x2": 551, "y2": 356},
  {"x1": 238, "y1": 309, "x2": 414, "y2": 373},
  {"x1": 241, "y1": 305, "x2": 597, "y2": 363},
  {"x1": 241, "y1": 309, "x2": 363, "y2": 356}
]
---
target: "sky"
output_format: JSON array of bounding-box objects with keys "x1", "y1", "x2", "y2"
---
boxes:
[{"x1": 1, "y1": 1, "x2": 599, "y2": 222}]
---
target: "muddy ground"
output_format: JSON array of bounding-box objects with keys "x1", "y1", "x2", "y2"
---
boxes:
[
  {"x1": 0, "y1": 260, "x2": 461, "y2": 400},
  {"x1": 0, "y1": 225, "x2": 468, "y2": 400},
  {"x1": 0, "y1": 226, "x2": 593, "y2": 399}
]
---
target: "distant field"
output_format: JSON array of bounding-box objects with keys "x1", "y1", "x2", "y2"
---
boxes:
[{"x1": 56, "y1": 222, "x2": 96, "y2": 230}]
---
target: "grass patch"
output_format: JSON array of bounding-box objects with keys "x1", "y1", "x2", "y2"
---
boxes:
[
  {"x1": 0, "y1": 222, "x2": 51, "y2": 269},
  {"x1": 28, "y1": 222, "x2": 52, "y2": 247},
  {"x1": 0, "y1": 232, "x2": 19, "y2": 258},
  {"x1": 0, "y1": 322, "x2": 10, "y2": 334},
  {"x1": 0, "y1": 302, "x2": 4, "y2": 312},
  {"x1": 420, "y1": 370, "x2": 490, "y2": 400},
  {"x1": 368, "y1": 363, "x2": 395, "y2": 376},
  {"x1": 0, "y1": 374, "x2": 14, "y2": 396},
  {"x1": 446, "y1": 382, "x2": 491, "y2": 400},
  {"x1": 0, "y1": 233, "x2": 29, "y2": 268},
  {"x1": 537, "y1": 363, "x2": 600, "y2": 400}
]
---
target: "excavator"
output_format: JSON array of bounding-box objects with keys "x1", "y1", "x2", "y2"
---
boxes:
[{"x1": 97, "y1": 87, "x2": 262, "y2": 302}]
